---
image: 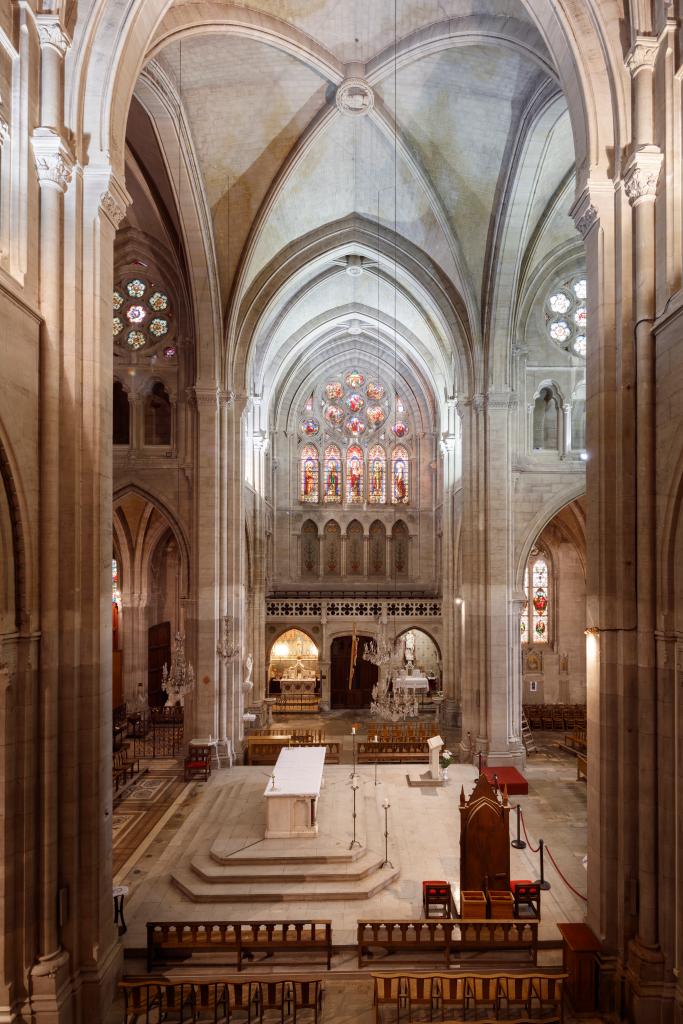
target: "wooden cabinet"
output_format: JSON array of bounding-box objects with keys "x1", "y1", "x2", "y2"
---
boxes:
[{"x1": 558, "y1": 922, "x2": 601, "y2": 1013}]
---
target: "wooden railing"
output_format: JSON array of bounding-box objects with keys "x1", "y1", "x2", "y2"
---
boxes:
[
  {"x1": 357, "y1": 919, "x2": 538, "y2": 968},
  {"x1": 147, "y1": 919, "x2": 333, "y2": 972}
]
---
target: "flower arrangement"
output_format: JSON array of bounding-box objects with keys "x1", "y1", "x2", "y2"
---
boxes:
[{"x1": 440, "y1": 748, "x2": 455, "y2": 769}]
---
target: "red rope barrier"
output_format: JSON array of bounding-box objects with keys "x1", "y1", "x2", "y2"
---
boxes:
[
  {"x1": 518, "y1": 809, "x2": 540, "y2": 853},
  {"x1": 545, "y1": 845, "x2": 588, "y2": 902}
]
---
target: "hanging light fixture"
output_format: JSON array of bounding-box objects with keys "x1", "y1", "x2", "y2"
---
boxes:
[{"x1": 162, "y1": 631, "x2": 195, "y2": 707}]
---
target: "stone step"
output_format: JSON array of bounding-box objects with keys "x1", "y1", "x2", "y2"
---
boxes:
[
  {"x1": 170, "y1": 863, "x2": 399, "y2": 902},
  {"x1": 189, "y1": 848, "x2": 386, "y2": 883}
]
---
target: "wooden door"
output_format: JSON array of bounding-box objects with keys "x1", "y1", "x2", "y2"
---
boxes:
[
  {"x1": 330, "y1": 635, "x2": 378, "y2": 709},
  {"x1": 148, "y1": 621, "x2": 171, "y2": 708}
]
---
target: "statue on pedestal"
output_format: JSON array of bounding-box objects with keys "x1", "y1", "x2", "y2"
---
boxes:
[{"x1": 244, "y1": 653, "x2": 253, "y2": 690}]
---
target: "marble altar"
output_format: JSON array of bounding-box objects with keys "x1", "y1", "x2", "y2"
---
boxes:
[{"x1": 263, "y1": 746, "x2": 326, "y2": 839}]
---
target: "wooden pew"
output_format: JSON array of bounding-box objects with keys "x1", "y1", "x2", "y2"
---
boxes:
[
  {"x1": 146, "y1": 920, "x2": 333, "y2": 972},
  {"x1": 357, "y1": 919, "x2": 538, "y2": 969},
  {"x1": 357, "y1": 741, "x2": 429, "y2": 764},
  {"x1": 576, "y1": 753, "x2": 587, "y2": 781}
]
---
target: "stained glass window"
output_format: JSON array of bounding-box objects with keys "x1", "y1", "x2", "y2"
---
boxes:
[
  {"x1": 346, "y1": 444, "x2": 364, "y2": 503},
  {"x1": 300, "y1": 418, "x2": 320, "y2": 437},
  {"x1": 368, "y1": 445, "x2": 386, "y2": 504},
  {"x1": 300, "y1": 444, "x2": 319, "y2": 503},
  {"x1": 323, "y1": 445, "x2": 342, "y2": 503},
  {"x1": 546, "y1": 275, "x2": 587, "y2": 358},
  {"x1": 520, "y1": 555, "x2": 550, "y2": 644},
  {"x1": 391, "y1": 446, "x2": 409, "y2": 504},
  {"x1": 112, "y1": 558, "x2": 121, "y2": 603},
  {"x1": 113, "y1": 274, "x2": 175, "y2": 352}
]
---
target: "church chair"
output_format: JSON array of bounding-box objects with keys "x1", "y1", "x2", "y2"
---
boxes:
[
  {"x1": 158, "y1": 982, "x2": 197, "y2": 1023},
  {"x1": 184, "y1": 744, "x2": 211, "y2": 782},
  {"x1": 406, "y1": 974, "x2": 437, "y2": 1021},
  {"x1": 436, "y1": 976, "x2": 467, "y2": 1021},
  {"x1": 510, "y1": 881, "x2": 541, "y2": 920},
  {"x1": 465, "y1": 976, "x2": 500, "y2": 1022},
  {"x1": 256, "y1": 980, "x2": 288, "y2": 1024},
  {"x1": 422, "y1": 881, "x2": 453, "y2": 918},
  {"x1": 497, "y1": 975, "x2": 533, "y2": 1021},
  {"x1": 120, "y1": 981, "x2": 164, "y2": 1023},
  {"x1": 193, "y1": 981, "x2": 228, "y2": 1023},
  {"x1": 530, "y1": 976, "x2": 563, "y2": 1022},
  {"x1": 226, "y1": 980, "x2": 259, "y2": 1023},
  {"x1": 372, "y1": 973, "x2": 408, "y2": 1024},
  {"x1": 290, "y1": 978, "x2": 323, "y2": 1024}
]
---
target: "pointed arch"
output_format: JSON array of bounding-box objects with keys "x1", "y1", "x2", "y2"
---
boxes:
[
  {"x1": 346, "y1": 519, "x2": 364, "y2": 576},
  {"x1": 322, "y1": 445, "x2": 341, "y2": 504},
  {"x1": 300, "y1": 443, "x2": 320, "y2": 503},
  {"x1": 368, "y1": 444, "x2": 386, "y2": 504},
  {"x1": 392, "y1": 520, "x2": 410, "y2": 578},
  {"x1": 346, "y1": 444, "x2": 364, "y2": 504},
  {"x1": 300, "y1": 519, "x2": 319, "y2": 577},
  {"x1": 369, "y1": 520, "x2": 387, "y2": 577},
  {"x1": 391, "y1": 446, "x2": 410, "y2": 505},
  {"x1": 323, "y1": 519, "x2": 341, "y2": 576}
]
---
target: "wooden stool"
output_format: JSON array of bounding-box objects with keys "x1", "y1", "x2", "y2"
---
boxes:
[{"x1": 422, "y1": 879, "x2": 453, "y2": 917}]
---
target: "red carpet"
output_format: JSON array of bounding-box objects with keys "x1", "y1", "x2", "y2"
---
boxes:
[{"x1": 483, "y1": 766, "x2": 528, "y2": 795}]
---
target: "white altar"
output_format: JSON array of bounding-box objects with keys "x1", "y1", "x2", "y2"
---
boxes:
[
  {"x1": 393, "y1": 672, "x2": 430, "y2": 692},
  {"x1": 263, "y1": 746, "x2": 326, "y2": 839},
  {"x1": 280, "y1": 678, "x2": 317, "y2": 695}
]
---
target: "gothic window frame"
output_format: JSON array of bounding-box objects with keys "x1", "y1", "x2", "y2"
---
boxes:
[
  {"x1": 346, "y1": 444, "x2": 364, "y2": 503},
  {"x1": 520, "y1": 548, "x2": 552, "y2": 645},
  {"x1": 322, "y1": 444, "x2": 342, "y2": 504},
  {"x1": 545, "y1": 274, "x2": 587, "y2": 359},
  {"x1": 368, "y1": 444, "x2": 386, "y2": 505},
  {"x1": 391, "y1": 445, "x2": 410, "y2": 505},
  {"x1": 113, "y1": 271, "x2": 177, "y2": 356}
]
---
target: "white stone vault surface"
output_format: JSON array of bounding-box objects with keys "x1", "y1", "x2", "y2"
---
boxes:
[{"x1": 120, "y1": 759, "x2": 587, "y2": 950}]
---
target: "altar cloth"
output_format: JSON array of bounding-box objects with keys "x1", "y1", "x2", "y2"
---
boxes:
[{"x1": 483, "y1": 766, "x2": 528, "y2": 796}]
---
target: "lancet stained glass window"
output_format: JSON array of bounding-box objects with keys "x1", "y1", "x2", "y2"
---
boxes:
[
  {"x1": 346, "y1": 445, "x2": 364, "y2": 503},
  {"x1": 520, "y1": 553, "x2": 550, "y2": 644},
  {"x1": 391, "y1": 446, "x2": 409, "y2": 504},
  {"x1": 368, "y1": 444, "x2": 386, "y2": 504},
  {"x1": 323, "y1": 445, "x2": 342, "y2": 503},
  {"x1": 300, "y1": 444, "x2": 319, "y2": 503}
]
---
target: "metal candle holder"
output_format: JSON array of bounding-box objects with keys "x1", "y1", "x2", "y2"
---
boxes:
[
  {"x1": 349, "y1": 775, "x2": 361, "y2": 850},
  {"x1": 380, "y1": 797, "x2": 393, "y2": 868},
  {"x1": 350, "y1": 726, "x2": 357, "y2": 778},
  {"x1": 373, "y1": 734, "x2": 380, "y2": 786}
]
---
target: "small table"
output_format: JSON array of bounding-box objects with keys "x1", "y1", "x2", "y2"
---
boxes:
[
  {"x1": 393, "y1": 673, "x2": 430, "y2": 692},
  {"x1": 558, "y1": 922, "x2": 601, "y2": 1013},
  {"x1": 113, "y1": 885, "x2": 129, "y2": 935}
]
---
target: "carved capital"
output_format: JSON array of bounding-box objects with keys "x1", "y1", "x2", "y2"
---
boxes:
[
  {"x1": 100, "y1": 189, "x2": 126, "y2": 229},
  {"x1": 31, "y1": 130, "x2": 75, "y2": 192},
  {"x1": 626, "y1": 37, "x2": 658, "y2": 73},
  {"x1": 190, "y1": 385, "x2": 221, "y2": 409},
  {"x1": 576, "y1": 204, "x2": 598, "y2": 239},
  {"x1": 253, "y1": 430, "x2": 269, "y2": 452},
  {"x1": 220, "y1": 389, "x2": 235, "y2": 407},
  {"x1": 440, "y1": 434, "x2": 457, "y2": 457},
  {"x1": 624, "y1": 151, "x2": 662, "y2": 206},
  {"x1": 36, "y1": 15, "x2": 71, "y2": 55},
  {"x1": 487, "y1": 391, "x2": 515, "y2": 410}
]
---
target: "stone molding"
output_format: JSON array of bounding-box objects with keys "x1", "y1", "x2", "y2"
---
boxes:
[
  {"x1": 575, "y1": 203, "x2": 599, "y2": 239},
  {"x1": 31, "y1": 130, "x2": 75, "y2": 192},
  {"x1": 335, "y1": 78, "x2": 374, "y2": 116},
  {"x1": 626, "y1": 36, "x2": 658, "y2": 72},
  {"x1": 100, "y1": 189, "x2": 126, "y2": 229},
  {"x1": 220, "y1": 389, "x2": 236, "y2": 407},
  {"x1": 36, "y1": 15, "x2": 71, "y2": 55},
  {"x1": 189, "y1": 385, "x2": 221, "y2": 409},
  {"x1": 624, "y1": 151, "x2": 663, "y2": 206}
]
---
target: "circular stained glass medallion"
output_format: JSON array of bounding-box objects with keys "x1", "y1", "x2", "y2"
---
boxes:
[
  {"x1": 126, "y1": 279, "x2": 146, "y2": 298},
  {"x1": 345, "y1": 416, "x2": 366, "y2": 436},
  {"x1": 392, "y1": 421, "x2": 408, "y2": 438},
  {"x1": 573, "y1": 335, "x2": 586, "y2": 357},
  {"x1": 113, "y1": 317, "x2": 124, "y2": 336},
  {"x1": 149, "y1": 291, "x2": 169, "y2": 312},
  {"x1": 573, "y1": 278, "x2": 587, "y2": 300},
  {"x1": 367, "y1": 405, "x2": 385, "y2": 426},
  {"x1": 149, "y1": 317, "x2": 169, "y2": 337},
  {"x1": 113, "y1": 290, "x2": 124, "y2": 311},
  {"x1": 126, "y1": 304, "x2": 146, "y2": 324},
  {"x1": 324, "y1": 405, "x2": 344, "y2": 427},
  {"x1": 366, "y1": 381, "x2": 385, "y2": 401},
  {"x1": 325, "y1": 382, "x2": 343, "y2": 401},
  {"x1": 549, "y1": 320, "x2": 571, "y2": 343},
  {"x1": 300, "y1": 418, "x2": 320, "y2": 437},
  {"x1": 164, "y1": 346, "x2": 177, "y2": 359},
  {"x1": 345, "y1": 371, "x2": 365, "y2": 389},
  {"x1": 548, "y1": 291, "x2": 571, "y2": 314},
  {"x1": 126, "y1": 330, "x2": 146, "y2": 350},
  {"x1": 346, "y1": 393, "x2": 364, "y2": 413}
]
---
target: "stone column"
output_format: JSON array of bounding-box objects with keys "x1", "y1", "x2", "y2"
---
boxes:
[
  {"x1": 29, "y1": 16, "x2": 74, "y2": 1012},
  {"x1": 623, "y1": 32, "x2": 664, "y2": 982},
  {"x1": 224, "y1": 394, "x2": 248, "y2": 751},
  {"x1": 439, "y1": 402, "x2": 460, "y2": 708},
  {"x1": 561, "y1": 403, "x2": 572, "y2": 456}
]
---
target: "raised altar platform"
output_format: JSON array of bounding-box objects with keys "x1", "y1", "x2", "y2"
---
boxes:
[{"x1": 483, "y1": 766, "x2": 529, "y2": 795}]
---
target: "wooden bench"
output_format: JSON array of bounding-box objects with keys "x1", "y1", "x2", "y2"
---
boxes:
[
  {"x1": 357, "y1": 742, "x2": 429, "y2": 764},
  {"x1": 245, "y1": 737, "x2": 340, "y2": 766},
  {"x1": 358, "y1": 920, "x2": 538, "y2": 968},
  {"x1": 371, "y1": 971, "x2": 566, "y2": 1024},
  {"x1": 147, "y1": 920, "x2": 333, "y2": 972}
]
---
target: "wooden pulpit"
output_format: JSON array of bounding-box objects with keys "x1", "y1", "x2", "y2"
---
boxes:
[{"x1": 459, "y1": 773, "x2": 511, "y2": 892}]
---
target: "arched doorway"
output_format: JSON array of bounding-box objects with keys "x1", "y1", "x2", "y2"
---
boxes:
[
  {"x1": 267, "y1": 628, "x2": 319, "y2": 695},
  {"x1": 330, "y1": 635, "x2": 378, "y2": 709},
  {"x1": 394, "y1": 628, "x2": 441, "y2": 684}
]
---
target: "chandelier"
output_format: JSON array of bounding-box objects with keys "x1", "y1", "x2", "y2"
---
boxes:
[
  {"x1": 370, "y1": 676, "x2": 419, "y2": 722},
  {"x1": 162, "y1": 632, "x2": 195, "y2": 706},
  {"x1": 363, "y1": 619, "x2": 395, "y2": 667},
  {"x1": 216, "y1": 614, "x2": 240, "y2": 661}
]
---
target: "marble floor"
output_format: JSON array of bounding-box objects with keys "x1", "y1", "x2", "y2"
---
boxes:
[{"x1": 107, "y1": 717, "x2": 600, "y2": 1022}]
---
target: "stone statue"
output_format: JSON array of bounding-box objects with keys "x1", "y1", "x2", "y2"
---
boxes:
[
  {"x1": 404, "y1": 630, "x2": 416, "y2": 669},
  {"x1": 244, "y1": 653, "x2": 253, "y2": 689}
]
